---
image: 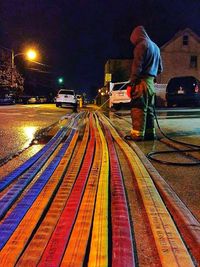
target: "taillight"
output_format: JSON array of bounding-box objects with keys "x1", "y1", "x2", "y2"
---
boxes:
[{"x1": 126, "y1": 85, "x2": 132, "y2": 98}]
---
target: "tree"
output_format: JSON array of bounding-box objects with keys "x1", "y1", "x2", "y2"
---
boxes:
[{"x1": 0, "y1": 49, "x2": 24, "y2": 96}]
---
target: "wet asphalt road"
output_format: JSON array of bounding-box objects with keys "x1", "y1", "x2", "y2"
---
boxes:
[{"x1": 0, "y1": 104, "x2": 69, "y2": 160}]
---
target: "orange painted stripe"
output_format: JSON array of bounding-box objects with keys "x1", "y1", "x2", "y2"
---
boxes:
[
  {"x1": 38, "y1": 114, "x2": 95, "y2": 266},
  {"x1": 0, "y1": 130, "x2": 79, "y2": 266},
  {"x1": 61, "y1": 114, "x2": 102, "y2": 267},
  {"x1": 16, "y1": 118, "x2": 90, "y2": 266}
]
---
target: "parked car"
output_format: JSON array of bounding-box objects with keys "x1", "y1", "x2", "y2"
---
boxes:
[
  {"x1": 0, "y1": 89, "x2": 15, "y2": 105},
  {"x1": 109, "y1": 81, "x2": 130, "y2": 110},
  {"x1": 19, "y1": 95, "x2": 47, "y2": 104},
  {"x1": 166, "y1": 76, "x2": 200, "y2": 107},
  {"x1": 27, "y1": 96, "x2": 40, "y2": 104},
  {"x1": 0, "y1": 96, "x2": 15, "y2": 105},
  {"x1": 18, "y1": 96, "x2": 31, "y2": 104},
  {"x1": 38, "y1": 96, "x2": 47, "y2": 103},
  {"x1": 55, "y1": 89, "x2": 77, "y2": 111},
  {"x1": 109, "y1": 81, "x2": 167, "y2": 109}
]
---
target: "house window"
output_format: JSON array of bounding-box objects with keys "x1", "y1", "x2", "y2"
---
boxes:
[
  {"x1": 190, "y1": 56, "x2": 197, "y2": 68},
  {"x1": 183, "y1": 35, "x2": 189, "y2": 45}
]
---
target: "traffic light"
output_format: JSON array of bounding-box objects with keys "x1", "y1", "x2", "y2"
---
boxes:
[{"x1": 58, "y1": 77, "x2": 64, "y2": 84}]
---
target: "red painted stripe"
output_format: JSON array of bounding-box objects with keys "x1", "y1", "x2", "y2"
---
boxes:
[{"x1": 102, "y1": 121, "x2": 135, "y2": 267}]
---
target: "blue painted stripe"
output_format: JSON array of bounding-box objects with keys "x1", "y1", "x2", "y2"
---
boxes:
[
  {"x1": 0, "y1": 128, "x2": 69, "y2": 220},
  {"x1": 0, "y1": 129, "x2": 76, "y2": 249},
  {"x1": 0, "y1": 126, "x2": 68, "y2": 192}
]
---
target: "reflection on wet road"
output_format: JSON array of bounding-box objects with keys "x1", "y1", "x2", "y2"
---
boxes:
[{"x1": 0, "y1": 104, "x2": 69, "y2": 160}]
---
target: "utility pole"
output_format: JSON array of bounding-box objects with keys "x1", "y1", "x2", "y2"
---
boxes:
[{"x1": 11, "y1": 49, "x2": 14, "y2": 88}]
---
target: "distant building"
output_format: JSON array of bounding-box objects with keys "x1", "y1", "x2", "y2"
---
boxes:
[
  {"x1": 105, "y1": 28, "x2": 200, "y2": 84},
  {"x1": 158, "y1": 28, "x2": 200, "y2": 83},
  {"x1": 104, "y1": 59, "x2": 132, "y2": 84}
]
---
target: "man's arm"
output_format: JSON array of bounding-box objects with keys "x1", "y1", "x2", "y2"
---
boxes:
[{"x1": 130, "y1": 43, "x2": 146, "y2": 83}]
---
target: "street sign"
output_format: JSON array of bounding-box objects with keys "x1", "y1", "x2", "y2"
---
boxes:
[{"x1": 104, "y1": 73, "x2": 112, "y2": 85}]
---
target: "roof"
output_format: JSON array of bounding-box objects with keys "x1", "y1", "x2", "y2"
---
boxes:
[{"x1": 161, "y1": 28, "x2": 200, "y2": 50}]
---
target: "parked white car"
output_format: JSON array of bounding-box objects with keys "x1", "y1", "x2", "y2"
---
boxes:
[
  {"x1": 109, "y1": 81, "x2": 130, "y2": 109},
  {"x1": 55, "y1": 89, "x2": 77, "y2": 111},
  {"x1": 109, "y1": 81, "x2": 167, "y2": 109}
]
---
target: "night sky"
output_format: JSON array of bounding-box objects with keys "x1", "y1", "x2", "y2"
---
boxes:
[{"x1": 1, "y1": 0, "x2": 200, "y2": 98}]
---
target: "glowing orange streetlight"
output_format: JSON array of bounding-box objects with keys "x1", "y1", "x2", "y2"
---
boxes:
[
  {"x1": 10, "y1": 48, "x2": 38, "y2": 87},
  {"x1": 0, "y1": 45, "x2": 41, "y2": 87},
  {"x1": 11, "y1": 48, "x2": 38, "y2": 68},
  {"x1": 26, "y1": 49, "x2": 37, "y2": 61}
]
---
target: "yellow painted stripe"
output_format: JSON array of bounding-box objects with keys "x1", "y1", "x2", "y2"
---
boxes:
[
  {"x1": 87, "y1": 113, "x2": 109, "y2": 267},
  {"x1": 16, "y1": 119, "x2": 90, "y2": 266},
  {"x1": 0, "y1": 131, "x2": 79, "y2": 266},
  {"x1": 61, "y1": 115, "x2": 102, "y2": 267},
  {"x1": 99, "y1": 112, "x2": 194, "y2": 267}
]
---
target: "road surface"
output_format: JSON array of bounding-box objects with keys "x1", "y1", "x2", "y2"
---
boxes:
[{"x1": 0, "y1": 110, "x2": 199, "y2": 266}]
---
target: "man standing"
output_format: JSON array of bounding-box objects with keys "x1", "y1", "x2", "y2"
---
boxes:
[{"x1": 125, "y1": 26, "x2": 163, "y2": 141}]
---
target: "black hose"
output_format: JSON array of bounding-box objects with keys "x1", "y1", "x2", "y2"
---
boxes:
[{"x1": 146, "y1": 105, "x2": 200, "y2": 166}]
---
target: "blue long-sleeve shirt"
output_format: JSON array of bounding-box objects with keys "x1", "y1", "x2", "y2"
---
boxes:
[{"x1": 130, "y1": 26, "x2": 163, "y2": 82}]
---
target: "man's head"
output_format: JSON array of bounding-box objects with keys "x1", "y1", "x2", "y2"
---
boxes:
[{"x1": 130, "y1": 26, "x2": 150, "y2": 45}]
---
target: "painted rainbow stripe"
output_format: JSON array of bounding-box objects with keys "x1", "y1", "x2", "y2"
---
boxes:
[
  {"x1": 99, "y1": 112, "x2": 194, "y2": 267},
  {"x1": 0, "y1": 111, "x2": 196, "y2": 267}
]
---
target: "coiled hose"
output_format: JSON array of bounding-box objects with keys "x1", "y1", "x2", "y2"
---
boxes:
[{"x1": 146, "y1": 106, "x2": 200, "y2": 166}]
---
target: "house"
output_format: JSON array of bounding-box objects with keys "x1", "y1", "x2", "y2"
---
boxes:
[
  {"x1": 158, "y1": 28, "x2": 200, "y2": 83},
  {"x1": 105, "y1": 28, "x2": 200, "y2": 84}
]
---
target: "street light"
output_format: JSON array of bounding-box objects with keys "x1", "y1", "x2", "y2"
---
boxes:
[
  {"x1": 26, "y1": 49, "x2": 37, "y2": 61},
  {"x1": 11, "y1": 48, "x2": 37, "y2": 68},
  {"x1": 11, "y1": 48, "x2": 38, "y2": 87}
]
